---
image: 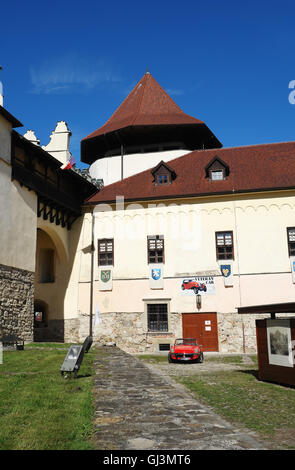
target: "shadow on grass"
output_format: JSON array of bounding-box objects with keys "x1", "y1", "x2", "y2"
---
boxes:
[{"x1": 238, "y1": 369, "x2": 260, "y2": 380}]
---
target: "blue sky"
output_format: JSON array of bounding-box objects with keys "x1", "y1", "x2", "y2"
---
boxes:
[{"x1": 1, "y1": 0, "x2": 295, "y2": 169}]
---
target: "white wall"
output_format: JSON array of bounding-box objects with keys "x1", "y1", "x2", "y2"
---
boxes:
[
  {"x1": 89, "y1": 149, "x2": 191, "y2": 186},
  {"x1": 0, "y1": 160, "x2": 37, "y2": 272},
  {"x1": 0, "y1": 115, "x2": 12, "y2": 165},
  {"x1": 75, "y1": 192, "x2": 295, "y2": 316}
]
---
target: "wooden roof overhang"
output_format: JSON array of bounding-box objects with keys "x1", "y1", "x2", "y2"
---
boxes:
[
  {"x1": 237, "y1": 302, "x2": 295, "y2": 319},
  {"x1": 0, "y1": 105, "x2": 23, "y2": 128},
  {"x1": 81, "y1": 123, "x2": 222, "y2": 164},
  {"x1": 12, "y1": 131, "x2": 97, "y2": 229}
]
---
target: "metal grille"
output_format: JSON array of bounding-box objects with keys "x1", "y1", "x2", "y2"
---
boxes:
[
  {"x1": 288, "y1": 228, "x2": 295, "y2": 256},
  {"x1": 147, "y1": 304, "x2": 168, "y2": 332}
]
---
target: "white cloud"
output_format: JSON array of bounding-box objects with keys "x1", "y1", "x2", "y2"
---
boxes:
[{"x1": 30, "y1": 56, "x2": 121, "y2": 95}]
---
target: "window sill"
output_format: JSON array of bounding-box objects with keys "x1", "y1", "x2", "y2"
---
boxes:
[{"x1": 147, "y1": 332, "x2": 174, "y2": 336}]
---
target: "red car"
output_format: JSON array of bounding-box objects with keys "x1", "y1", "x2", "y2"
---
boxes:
[
  {"x1": 168, "y1": 338, "x2": 204, "y2": 363},
  {"x1": 181, "y1": 279, "x2": 207, "y2": 294}
]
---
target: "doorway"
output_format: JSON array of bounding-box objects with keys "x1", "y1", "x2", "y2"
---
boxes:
[{"x1": 182, "y1": 313, "x2": 219, "y2": 351}]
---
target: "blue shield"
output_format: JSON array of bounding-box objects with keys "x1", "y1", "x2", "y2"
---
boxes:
[
  {"x1": 152, "y1": 268, "x2": 161, "y2": 280},
  {"x1": 221, "y1": 265, "x2": 231, "y2": 278}
]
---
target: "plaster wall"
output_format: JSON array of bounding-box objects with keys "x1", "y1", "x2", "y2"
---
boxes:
[
  {"x1": 89, "y1": 149, "x2": 191, "y2": 186},
  {"x1": 0, "y1": 115, "x2": 11, "y2": 164},
  {"x1": 0, "y1": 160, "x2": 37, "y2": 272},
  {"x1": 71, "y1": 192, "x2": 295, "y2": 350}
]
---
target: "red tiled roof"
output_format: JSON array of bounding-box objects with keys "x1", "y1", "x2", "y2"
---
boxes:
[
  {"x1": 85, "y1": 141, "x2": 295, "y2": 204},
  {"x1": 82, "y1": 73, "x2": 204, "y2": 141}
]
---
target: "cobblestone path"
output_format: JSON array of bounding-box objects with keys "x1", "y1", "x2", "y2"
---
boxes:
[{"x1": 93, "y1": 346, "x2": 267, "y2": 450}]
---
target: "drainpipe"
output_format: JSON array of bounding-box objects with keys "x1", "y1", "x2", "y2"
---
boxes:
[
  {"x1": 89, "y1": 211, "x2": 95, "y2": 337},
  {"x1": 121, "y1": 144, "x2": 124, "y2": 180}
]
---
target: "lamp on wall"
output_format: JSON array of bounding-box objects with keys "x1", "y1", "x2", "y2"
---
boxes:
[{"x1": 196, "y1": 294, "x2": 202, "y2": 310}]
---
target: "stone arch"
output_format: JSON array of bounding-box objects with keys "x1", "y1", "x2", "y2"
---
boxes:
[
  {"x1": 36, "y1": 220, "x2": 68, "y2": 264},
  {"x1": 34, "y1": 226, "x2": 67, "y2": 342}
]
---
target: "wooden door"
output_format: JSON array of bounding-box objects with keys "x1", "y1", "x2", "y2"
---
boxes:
[{"x1": 182, "y1": 313, "x2": 219, "y2": 352}]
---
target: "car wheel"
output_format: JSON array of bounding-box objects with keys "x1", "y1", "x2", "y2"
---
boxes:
[
  {"x1": 181, "y1": 285, "x2": 185, "y2": 290},
  {"x1": 193, "y1": 287, "x2": 199, "y2": 294},
  {"x1": 197, "y1": 353, "x2": 204, "y2": 364},
  {"x1": 168, "y1": 353, "x2": 175, "y2": 364}
]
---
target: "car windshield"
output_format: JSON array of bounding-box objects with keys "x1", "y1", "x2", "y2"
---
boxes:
[{"x1": 175, "y1": 338, "x2": 197, "y2": 346}]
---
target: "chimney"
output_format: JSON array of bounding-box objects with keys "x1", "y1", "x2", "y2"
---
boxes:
[
  {"x1": 42, "y1": 121, "x2": 72, "y2": 165},
  {"x1": 24, "y1": 130, "x2": 40, "y2": 146}
]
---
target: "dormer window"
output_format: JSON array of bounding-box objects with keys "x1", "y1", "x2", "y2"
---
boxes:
[
  {"x1": 157, "y1": 174, "x2": 169, "y2": 185},
  {"x1": 152, "y1": 161, "x2": 176, "y2": 186},
  {"x1": 205, "y1": 157, "x2": 230, "y2": 181},
  {"x1": 211, "y1": 169, "x2": 224, "y2": 181}
]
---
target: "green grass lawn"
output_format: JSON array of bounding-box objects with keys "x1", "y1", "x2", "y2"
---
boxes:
[
  {"x1": 0, "y1": 344, "x2": 96, "y2": 450},
  {"x1": 176, "y1": 365, "x2": 295, "y2": 449},
  {"x1": 138, "y1": 353, "x2": 295, "y2": 449}
]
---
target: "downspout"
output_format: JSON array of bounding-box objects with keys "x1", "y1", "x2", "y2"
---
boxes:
[
  {"x1": 121, "y1": 144, "x2": 124, "y2": 180},
  {"x1": 89, "y1": 210, "x2": 95, "y2": 337}
]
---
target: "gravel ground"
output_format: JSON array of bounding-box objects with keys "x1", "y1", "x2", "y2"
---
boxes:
[{"x1": 140, "y1": 354, "x2": 255, "y2": 378}]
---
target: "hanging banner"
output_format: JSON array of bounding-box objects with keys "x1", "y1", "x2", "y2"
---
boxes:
[
  {"x1": 99, "y1": 267, "x2": 113, "y2": 291},
  {"x1": 220, "y1": 261, "x2": 234, "y2": 286},
  {"x1": 181, "y1": 276, "x2": 215, "y2": 295},
  {"x1": 290, "y1": 256, "x2": 295, "y2": 284},
  {"x1": 149, "y1": 264, "x2": 164, "y2": 289}
]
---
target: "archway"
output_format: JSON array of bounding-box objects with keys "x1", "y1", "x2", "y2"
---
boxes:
[{"x1": 34, "y1": 227, "x2": 66, "y2": 342}]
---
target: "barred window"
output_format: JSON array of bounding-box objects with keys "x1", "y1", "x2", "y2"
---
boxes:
[
  {"x1": 98, "y1": 239, "x2": 114, "y2": 266},
  {"x1": 147, "y1": 235, "x2": 164, "y2": 264},
  {"x1": 215, "y1": 231, "x2": 234, "y2": 260},
  {"x1": 147, "y1": 304, "x2": 168, "y2": 332},
  {"x1": 287, "y1": 228, "x2": 295, "y2": 257}
]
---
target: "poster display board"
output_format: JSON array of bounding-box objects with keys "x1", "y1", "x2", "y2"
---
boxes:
[{"x1": 266, "y1": 319, "x2": 293, "y2": 368}]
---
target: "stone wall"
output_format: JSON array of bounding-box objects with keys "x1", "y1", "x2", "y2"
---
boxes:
[
  {"x1": 64, "y1": 309, "x2": 295, "y2": 354},
  {"x1": 217, "y1": 312, "x2": 258, "y2": 353},
  {"x1": 0, "y1": 263, "x2": 34, "y2": 342}
]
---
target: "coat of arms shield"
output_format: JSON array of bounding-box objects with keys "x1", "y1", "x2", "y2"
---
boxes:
[
  {"x1": 151, "y1": 268, "x2": 161, "y2": 281},
  {"x1": 101, "y1": 269, "x2": 111, "y2": 283},
  {"x1": 221, "y1": 265, "x2": 231, "y2": 278}
]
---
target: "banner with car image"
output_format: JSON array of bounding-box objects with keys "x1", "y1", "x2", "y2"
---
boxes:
[{"x1": 181, "y1": 276, "x2": 215, "y2": 295}]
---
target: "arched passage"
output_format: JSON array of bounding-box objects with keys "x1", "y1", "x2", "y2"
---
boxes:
[{"x1": 34, "y1": 227, "x2": 68, "y2": 342}]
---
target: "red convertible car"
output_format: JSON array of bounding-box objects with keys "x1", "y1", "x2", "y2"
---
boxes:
[
  {"x1": 181, "y1": 279, "x2": 207, "y2": 294},
  {"x1": 168, "y1": 338, "x2": 204, "y2": 363}
]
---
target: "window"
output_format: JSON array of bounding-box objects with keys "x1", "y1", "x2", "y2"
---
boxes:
[
  {"x1": 151, "y1": 161, "x2": 176, "y2": 185},
  {"x1": 98, "y1": 239, "x2": 114, "y2": 266},
  {"x1": 287, "y1": 228, "x2": 295, "y2": 256},
  {"x1": 148, "y1": 235, "x2": 164, "y2": 263},
  {"x1": 147, "y1": 304, "x2": 168, "y2": 332},
  {"x1": 215, "y1": 231, "x2": 234, "y2": 260},
  {"x1": 211, "y1": 170, "x2": 224, "y2": 180},
  {"x1": 156, "y1": 174, "x2": 169, "y2": 185},
  {"x1": 205, "y1": 157, "x2": 229, "y2": 181}
]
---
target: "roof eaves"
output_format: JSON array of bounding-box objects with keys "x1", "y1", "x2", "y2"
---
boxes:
[{"x1": 0, "y1": 106, "x2": 23, "y2": 128}]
